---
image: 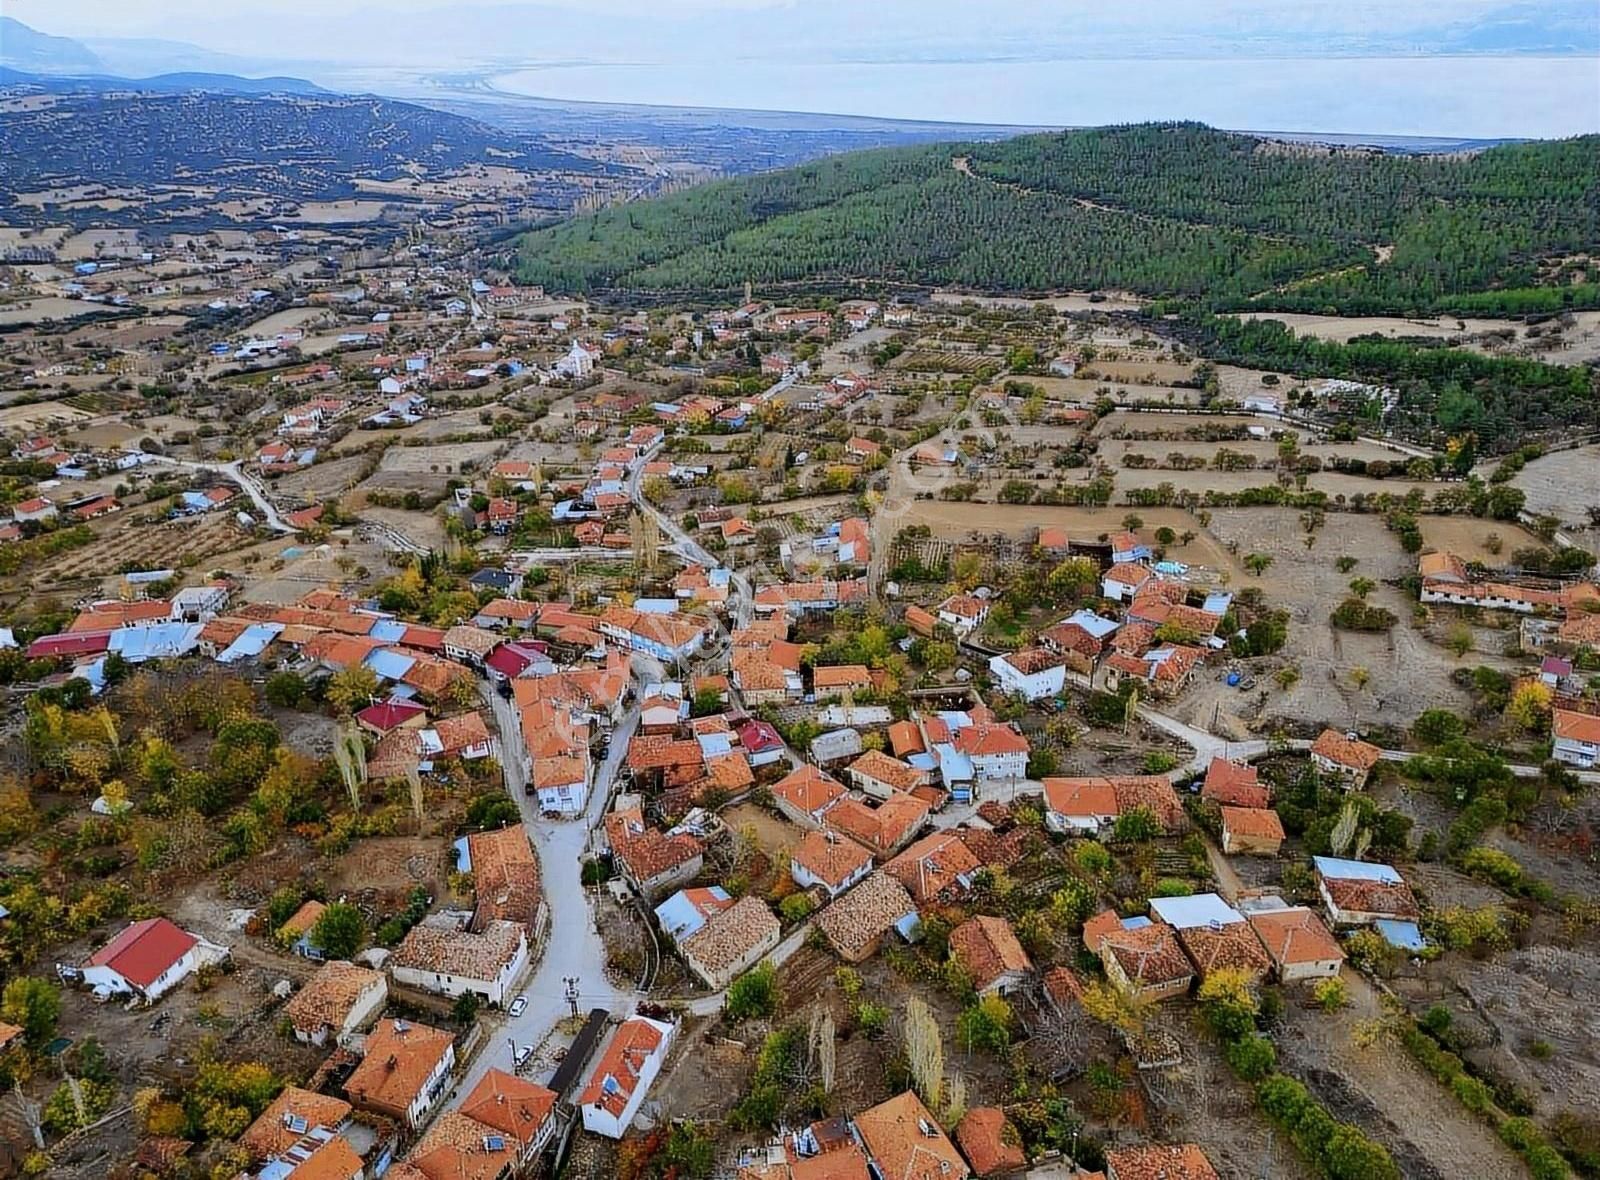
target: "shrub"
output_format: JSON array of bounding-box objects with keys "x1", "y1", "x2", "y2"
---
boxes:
[
  {"x1": 854, "y1": 1001, "x2": 889, "y2": 1037},
  {"x1": 1225, "y1": 1033, "x2": 1277, "y2": 1081},
  {"x1": 725, "y1": 963, "x2": 779, "y2": 1022},
  {"x1": 779, "y1": 893, "x2": 816, "y2": 923},
  {"x1": 1313, "y1": 977, "x2": 1346, "y2": 1012}
]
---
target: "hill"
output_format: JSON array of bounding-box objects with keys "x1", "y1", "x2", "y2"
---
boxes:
[
  {"x1": 0, "y1": 16, "x2": 102, "y2": 73},
  {"x1": 0, "y1": 89, "x2": 618, "y2": 225},
  {"x1": 0, "y1": 66, "x2": 327, "y2": 96},
  {"x1": 514, "y1": 122, "x2": 1600, "y2": 316}
]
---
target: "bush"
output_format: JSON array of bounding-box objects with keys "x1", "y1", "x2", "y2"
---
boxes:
[
  {"x1": 725, "y1": 962, "x2": 779, "y2": 1021},
  {"x1": 855, "y1": 1001, "x2": 889, "y2": 1037},
  {"x1": 779, "y1": 893, "x2": 816, "y2": 923},
  {"x1": 1225, "y1": 1033, "x2": 1277, "y2": 1081},
  {"x1": 1313, "y1": 976, "x2": 1346, "y2": 1012},
  {"x1": 1330, "y1": 598, "x2": 1398, "y2": 631}
]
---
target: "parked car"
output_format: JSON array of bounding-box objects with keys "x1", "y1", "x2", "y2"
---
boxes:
[
  {"x1": 515, "y1": 1044, "x2": 534, "y2": 1067},
  {"x1": 509, "y1": 994, "x2": 527, "y2": 1017}
]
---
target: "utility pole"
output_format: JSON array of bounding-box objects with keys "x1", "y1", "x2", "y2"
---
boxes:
[{"x1": 563, "y1": 976, "x2": 580, "y2": 1019}]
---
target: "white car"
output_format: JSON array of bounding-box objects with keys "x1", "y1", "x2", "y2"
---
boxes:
[
  {"x1": 515, "y1": 1044, "x2": 534, "y2": 1067},
  {"x1": 509, "y1": 995, "x2": 528, "y2": 1017}
]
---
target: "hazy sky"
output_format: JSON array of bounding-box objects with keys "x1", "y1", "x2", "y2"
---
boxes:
[{"x1": 11, "y1": 0, "x2": 1600, "y2": 135}]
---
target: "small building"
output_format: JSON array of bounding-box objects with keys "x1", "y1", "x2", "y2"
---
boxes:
[
  {"x1": 578, "y1": 1015, "x2": 677, "y2": 1139},
  {"x1": 388, "y1": 919, "x2": 530, "y2": 1007},
  {"x1": 882, "y1": 832, "x2": 981, "y2": 905},
  {"x1": 654, "y1": 886, "x2": 733, "y2": 947},
  {"x1": 935, "y1": 594, "x2": 989, "y2": 636},
  {"x1": 771, "y1": 765, "x2": 847, "y2": 828},
  {"x1": 811, "y1": 727, "x2": 865, "y2": 765},
  {"x1": 458, "y1": 1068, "x2": 559, "y2": 1167},
  {"x1": 948, "y1": 915, "x2": 1032, "y2": 997},
  {"x1": 604, "y1": 808, "x2": 705, "y2": 900},
  {"x1": 846, "y1": 749, "x2": 924, "y2": 799},
  {"x1": 1309, "y1": 729, "x2": 1384, "y2": 789},
  {"x1": 1095, "y1": 921, "x2": 1193, "y2": 1002},
  {"x1": 955, "y1": 1106, "x2": 1027, "y2": 1178},
  {"x1": 988, "y1": 648, "x2": 1067, "y2": 701},
  {"x1": 1219, "y1": 806, "x2": 1285, "y2": 856},
  {"x1": 1102, "y1": 561, "x2": 1154, "y2": 602},
  {"x1": 814, "y1": 872, "x2": 918, "y2": 963},
  {"x1": 1201, "y1": 757, "x2": 1270, "y2": 809},
  {"x1": 1105, "y1": 1144, "x2": 1218, "y2": 1180},
  {"x1": 790, "y1": 829, "x2": 874, "y2": 898},
  {"x1": 76, "y1": 917, "x2": 227, "y2": 1004},
  {"x1": 853, "y1": 1091, "x2": 969, "y2": 1180},
  {"x1": 240, "y1": 1087, "x2": 353, "y2": 1164},
  {"x1": 1174, "y1": 919, "x2": 1272, "y2": 985},
  {"x1": 680, "y1": 895, "x2": 781, "y2": 991},
  {"x1": 283, "y1": 960, "x2": 387, "y2": 1047},
  {"x1": 1246, "y1": 906, "x2": 1345, "y2": 983},
  {"x1": 1312, "y1": 857, "x2": 1420, "y2": 928},
  {"x1": 1552, "y1": 707, "x2": 1600, "y2": 769},
  {"x1": 344, "y1": 1018, "x2": 456, "y2": 1129}
]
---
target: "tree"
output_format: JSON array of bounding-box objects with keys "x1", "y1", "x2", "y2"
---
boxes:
[
  {"x1": 1, "y1": 976, "x2": 60, "y2": 1047},
  {"x1": 903, "y1": 997, "x2": 944, "y2": 1109},
  {"x1": 310, "y1": 902, "x2": 365, "y2": 959},
  {"x1": 1197, "y1": 967, "x2": 1259, "y2": 1041},
  {"x1": 1445, "y1": 624, "x2": 1474, "y2": 658},
  {"x1": 264, "y1": 671, "x2": 308, "y2": 708},
  {"x1": 1243, "y1": 553, "x2": 1274, "y2": 576},
  {"x1": 326, "y1": 665, "x2": 379, "y2": 715},
  {"x1": 453, "y1": 991, "x2": 480, "y2": 1025},
  {"x1": 1505, "y1": 681, "x2": 1553, "y2": 733},
  {"x1": 958, "y1": 995, "x2": 1013, "y2": 1054},
  {"x1": 1348, "y1": 577, "x2": 1376, "y2": 600},
  {"x1": 1111, "y1": 806, "x2": 1158, "y2": 843},
  {"x1": 725, "y1": 962, "x2": 778, "y2": 1021}
]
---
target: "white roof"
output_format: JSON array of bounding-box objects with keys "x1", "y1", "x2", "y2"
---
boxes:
[
  {"x1": 1312, "y1": 856, "x2": 1403, "y2": 884},
  {"x1": 1064, "y1": 609, "x2": 1121, "y2": 639},
  {"x1": 1149, "y1": 892, "x2": 1244, "y2": 929}
]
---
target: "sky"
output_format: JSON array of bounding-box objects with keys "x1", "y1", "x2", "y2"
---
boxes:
[{"x1": 9, "y1": 0, "x2": 1600, "y2": 136}]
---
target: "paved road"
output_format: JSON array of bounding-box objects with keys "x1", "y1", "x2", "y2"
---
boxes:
[
  {"x1": 142, "y1": 455, "x2": 296, "y2": 532},
  {"x1": 443, "y1": 686, "x2": 637, "y2": 1108},
  {"x1": 626, "y1": 453, "x2": 754, "y2": 629}
]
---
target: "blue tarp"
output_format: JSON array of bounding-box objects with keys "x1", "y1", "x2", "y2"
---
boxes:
[
  {"x1": 364, "y1": 648, "x2": 416, "y2": 682},
  {"x1": 108, "y1": 622, "x2": 202, "y2": 662},
  {"x1": 655, "y1": 886, "x2": 730, "y2": 944},
  {"x1": 217, "y1": 622, "x2": 284, "y2": 663}
]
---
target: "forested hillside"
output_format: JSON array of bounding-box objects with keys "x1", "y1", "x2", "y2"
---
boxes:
[{"x1": 515, "y1": 123, "x2": 1600, "y2": 315}]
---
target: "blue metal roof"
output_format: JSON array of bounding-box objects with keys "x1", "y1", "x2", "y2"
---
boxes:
[
  {"x1": 1313, "y1": 856, "x2": 1403, "y2": 884},
  {"x1": 218, "y1": 622, "x2": 284, "y2": 663},
  {"x1": 108, "y1": 622, "x2": 202, "y2": 662},
  {"x1": 654, "y1": 887, "x2": 729, "y2": 944},
  {"x1": 1375, "y1": 919, "x2": 1426, "y2": 951},
  {"x1": 1149, "y1": 893, "x2": 1245, "y2": 929},
  {"x1": 364, "y1": 648, "x2": 416, "y2": 682},
  {"x1": 368, "y1": 619, "x2": 409, "y2": 643}
]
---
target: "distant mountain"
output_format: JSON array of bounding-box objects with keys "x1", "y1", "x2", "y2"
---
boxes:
[
  {"x1": 0, "y1": 17, "x2": 102, "y2": 73},
  {"x1": 515, "y1": 122, "x2": 1600, "y2": 318},
  {"x1": 0, "y1": 66, "x2": 327, "y2": 96},
  {"x1": 79, "y1": 34, "x2": 296, "y2": 82}
]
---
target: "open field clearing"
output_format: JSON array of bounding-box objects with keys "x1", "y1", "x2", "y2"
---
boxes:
[
  {"x1": 1083, "y1": 358, "x2": 1197, "y2": 384},
  {"x1": 0, "y1": 400, "x2": 93, "y2": 430},
  {"x1": 0, "y1": 297, "x2": 104, "y2": 324},
  {"x1": 1417, "y1": 515, "x2": 1543, "y2": 563},
  {"x1": 1506, "y1": 445, "x2": 1600, "y2": 536},
  {"x1": 248, "y1": 306, "x2": 331, "y2": 337},
  {"x1": 21, "y1": 515, "x2": 253, "y2": 594},
  {"x1": 355, "y1": 441, "x2": 505, "y2": 494},
  {"x1": 283, "y1": 199, "x2": 405, "y2": 224},
  {"x1": 265, "y1": 453, "x2": 372, "y2": 501},
  {"x1": 1228, "y1": 310, "x2": 1519, "y2": 343},
  {"x1": 59, "y1": 228, "x2": 141, "y2": 258}
]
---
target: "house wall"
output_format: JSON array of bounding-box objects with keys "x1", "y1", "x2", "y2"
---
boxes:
[
  {"x1": 774, "y1": 797, "x2": 828, "y2": 831},
  {"x1": 537, "y1": 779, "x2": 589, "y2": 814},
  {"x1": 391, "y1": 933, "x2": 529, "y2": 1007},
  {"x1": 579, "y1": 1024, "x2": 675, "y2": 1139},
  {"x1": 977, "y1": 968, "x2": 1030, "y2": 998},
  {"x1": 1553, "y1": 735, "x2": 1598, "y2": 768},
  {"x1": 1278, "y1": 956, "x2": 1343, "y2": 983},
  {"x1": 791, "y1": 858, "x2": 870, "y2": 899},
  {"x1": 405, "y1": 1044, "x2": 456, "y2": 1128},
  {"x1": 633, "y1": 853, "x2": 705, "y2": 901},
  {"x1": 1221, "y1": 830, "x2": 1282, "y2": 856},
  {"x1": 1046, "y1": 810, "x2": 1111, "y2": 837},
  {"x1": 684, "y1": 924, "x2": 781, "y2": 991},
  {"x1": 1102, "y1": 951, "x2": 1190, "y2": 1002},
  {"x1": 971, "y1": 751, "x2": 1027, "y2": 784},
  {"x1": 1310, "y1": 754, "x2": 1369, "y2": 790},
  {"x1": 989, "y1": 658, "x2": 1065, "y2": 701}
]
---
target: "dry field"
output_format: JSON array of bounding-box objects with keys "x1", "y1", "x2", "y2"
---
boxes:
[
  {"x1": 1082, "y1": 359, "x2": 1196, "y2": 384},
  {"x1": 283, "y1": 200, "x2": 404, "y2": 224},
  {"x1": 1505, "y1": 444, "x2": 1600, "y2": 537},
  {"x1": 929, "y1": 290, "x2": 1145, "y2": 312},
  {"x1": 0, "y1": 297, "x2": 104, "y2": 325},
  {"x1": 1227, "y1": 311, "x2": 1516, "y2": 343},
  {"x1": 1417, "y1": 516, "x2": 1542, "y2": 563},
  {"x1": 59, "y1": 228, "x2": 142, "y2": 259},
  {"x1": 249, "y1": 307, "x2": 331, "y2": 337},
  {"x1": 266, "y1": 453, "x2": 373, "y2": 501},
  {"x1": 0, "y1": 400, "x2": 92, "y2": 431},
  {"x1": 24, "y1": 515, "x2": 253, "y2": 593}
]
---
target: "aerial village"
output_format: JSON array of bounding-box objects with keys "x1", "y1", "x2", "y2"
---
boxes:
[{"x1": 1, "y1": 227, "x2": 1599, "y2": 1180}]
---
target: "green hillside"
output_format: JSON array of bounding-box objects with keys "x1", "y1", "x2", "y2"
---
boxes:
[{"x1": 515, "y1": 123, "x2": 1600, "y2": 315}]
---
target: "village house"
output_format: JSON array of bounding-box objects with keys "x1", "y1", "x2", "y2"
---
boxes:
[
  {"x1": 344, "y1": 1018, "x2": 456, "y2": 1129},
  {"x1": 1309, "y1": 729, "x2": 1384, "y2": 789},
  {"x1": 846, "y1": 749, "x2": 925, "y2": 799},
  {"x1": 1103, "y1": 644, "x2": 1203, "y2": 699},
  {"x1": 814, "y1": 872, "x2": 918, "y2": 963},
  {"x1": 441, "y1": 624, "x2": 501, "y2": 668},
  {"x1": 1200, "y1": 757, "x2": 1270, "y2": 809},
  {"x1": 952, "y1": 722, "x2": 1030, "y2": 785},
  {"x1": 1219, "y1": 806, "x2": 1285, "y2": 855},
  {"x1": 458, "y1": 1069, "x2": 559, "y2": 1168},
  {"x1": 1552, "y1": 706, "x2": 1600, "y2": 769},
  {"x1": 1086, "y1": 912, "x2": 1194, "y2": 1001},
  {"x1": 75, "y1": 916, "x2": 228, "y2": 1004},
  {"x1": 679, "y1": 895, "x2": 781, "y2": 991},
  {"x1": 954, "y1": 1106, "x2": 1027, "y2": 1178},
  {"x1": 404, "y1": 1109, "x2": 518, "y2": 1180},
  {"x1": 789, "y1": 829, "x2": 875, "y2": 898},
  {"x1": 771, "y1": 765, "x2": 847, "y2": 828},
  {"x1": 654, "y1": 887, "x2": 734, "y2": 947},
  {"x1": 883, "y1": 831, "x2": 981, "y2": 905},
  {"x1": 1313, "y1": 856, "x2": 1420, "y2": 929},
  {"x1": 988, "y1": 647, "x2": 1068, "y2": 702},
  {"x1": 1105, "y1": 1144, "x2": 1219, "y2": 1180},
  {"x1": 283, "y1": 960, "x2": 388, "y2": 1047},
  {"x1": 1246, "y1": 906, "x2": 1345, "y2": 983},
  {"x1": 1042, "y1": 777, "x2": 1120, "y2": 836},
  {"x1": 824, "y1": 792, "x2": 932, "y2": 858},
  {"x1": 603, "y1": 807, "x2": 705, "y2": 900},
  {"x1": 1102, "y1": 561, "x2": 1155, "y2": 602},
  {"x1": 935, "y1": 593, "x2": 989, "y2": 636},
  {"x1": 813, "y1": 663, "x2": 872, "y2": 696},
  {"x1": 240, "y1": 1087, "x2": 354, "y2": 1165},
  {"x1": 948, "y1": 915, "x2": 1032, "y2": 997},
  {"x1": 852, "y1": 1091, "x2": 970, "y2": 1180},
  {"x1": 389, "y1": 918, "x2": 530, "y2": 1007},
  {"x1": 578, "y1": 1014, "x2": 677, "y2": 1139}
]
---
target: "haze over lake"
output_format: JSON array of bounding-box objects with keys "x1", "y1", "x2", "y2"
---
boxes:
[{"x1": 491, "y1": 55, "x2": 1596, "y2": 139}]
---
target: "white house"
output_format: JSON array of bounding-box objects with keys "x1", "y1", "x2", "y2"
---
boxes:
[
  {"x1": 283, "y1": 961, "x2": 388, "y2": 1047},
  {"x1": 789, "y1": 829, "x2": 873, "y2": 898},
  {"x1": 935, "y1": 594, "x2": 989, "y2": 636},
  {"x1": 388, "y1": 919, "x2": 530, "y2": 1007},
  {"x1": 555, "y1": 340, "x2": 599, "y2": 379},
  {"x1": 1552, "y1": 707, "x2": 1600, "y2": 769},
  {"x1": 1101, "y1": 562, "x2": 1154, "y2": 602},
  {"x1": 1041, "y1": 778, "x2": 1120, "y2": 836},
  {"x1": 988, "y1": 648, "x2": 1067, "y2": 701},
  {"x1": 953, "y1": 723, "x2": 1030, "y2": 785},
  {"x1": 578, "y1": 1015, "x2": 677, "y2": 1139},
  {"x1": 76, "y1": 917, "x2": 227, "y2": 1003},
  {"x1": 1312, "y1": 856, "x2": 1420, "y2": 928},
  {"x1": 1242, "y1": 394, "x2": 1282, "y2": 414},
  {"x1": 344, "y1": 1018, "x2": 456, "y2": 1129}
]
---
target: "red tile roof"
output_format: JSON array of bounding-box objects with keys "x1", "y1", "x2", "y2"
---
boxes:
[{"x1": 85, "y1": 917, "x2": 197, "y2": 989}]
